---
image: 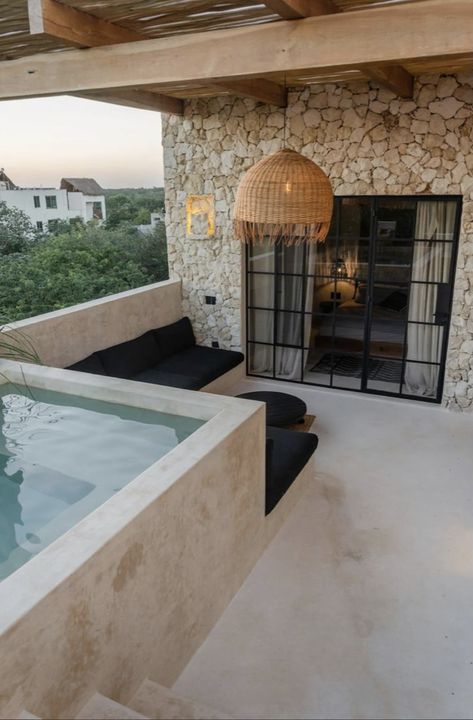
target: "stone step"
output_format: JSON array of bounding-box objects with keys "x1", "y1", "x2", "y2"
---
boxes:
[
  {"x1": 128, "y1": 679, "x2": 232, "y2": 720},
  {"x1": 76, "y1": 693, "x2": 149, "y2": 720}
]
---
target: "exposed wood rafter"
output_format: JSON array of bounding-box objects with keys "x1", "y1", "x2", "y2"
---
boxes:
[
  {"x1": 363, "y1": 64, "x2": 414, "y2": 98},
  {"x1": 212, "y1": 78, "x2": 287, "y2": 106},
  {"x1": 264, "y1": 0, "x2": 413, "y2": 97},
  {"x1": 76, "y1": 89, "x2": 184, "y2": 115},
  {"x1": 3, "y1": 1, "x2": 470, "y2": 103},
  {"x1": 27, "y1": 0, "x2": 182, "y2": 113}
]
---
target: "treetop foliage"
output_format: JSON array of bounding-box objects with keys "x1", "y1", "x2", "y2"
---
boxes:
[{"x1": 0, "y1": 189, "x2": 168, "y2": 324}]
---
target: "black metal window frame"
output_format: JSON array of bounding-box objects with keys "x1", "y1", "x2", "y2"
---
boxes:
[{"x1": 245, "y1": 194, "x2": 463, "y2": 404}]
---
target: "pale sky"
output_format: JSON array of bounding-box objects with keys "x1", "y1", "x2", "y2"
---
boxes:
[{"x1": 0, "y1": 96, "x2": 164, "y2": 189}]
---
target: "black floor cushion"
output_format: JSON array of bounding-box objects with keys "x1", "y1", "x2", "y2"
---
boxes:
[
  {"x1": 238, "y1": 391, "x2": 307, "y2": 427},
  {"x1": 265, "y1": 426, "x2": 318, "y2": 514}
]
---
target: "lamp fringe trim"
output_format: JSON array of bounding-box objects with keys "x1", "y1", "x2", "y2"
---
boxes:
[{"x1": 233, "y1": 219, "x2": 331, "y2": 246}]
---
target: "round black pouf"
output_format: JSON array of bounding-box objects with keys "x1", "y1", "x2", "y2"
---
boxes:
[{"x1": 237, "y1": 391, "x2": 307, "y2": 427}]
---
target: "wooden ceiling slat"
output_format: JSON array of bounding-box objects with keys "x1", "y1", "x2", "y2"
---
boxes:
[{"x1": 0, "y1": 0, "x2": 435, "y2": 62}]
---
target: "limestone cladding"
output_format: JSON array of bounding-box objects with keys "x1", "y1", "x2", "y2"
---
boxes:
[{"x1": 163, "y1": 73, "x2": 473, "y2": 409}]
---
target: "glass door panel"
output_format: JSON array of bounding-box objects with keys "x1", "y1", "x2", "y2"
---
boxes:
[
  {"x1": 248, "y1": 242, "x2": 274, "y2": 272},
  {"x1": 402, "y1": 362, "x2": 440, "y2": 399},
  {"x1": 411, "y1": 242, "x2": 453, "y2": 283},
  {"x1": 248, "y1": 272, "x2": 274, "y2": 308},
  {"x1": 248, "y1": 343, "x2": 273, "y2": 377},
  {"x1": 365, "y1": 358, "x2": 403, "y2": 394},
  {"x1": 340, "y1": 197, "x2": 371, "y2": 239},
  {"x1": 247, "y1": 196, "x2": 461, "y2": 403},
  {"x1": 248, "y1": 309, "x2": 273, "y2": 344}
]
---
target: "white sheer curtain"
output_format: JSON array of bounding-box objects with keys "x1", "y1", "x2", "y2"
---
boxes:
[
  {"x1": 248, "y1": 246, "x2": 274, "y2": 375},
  {"x1": 275, "y1": 244, "x2": 316, "y2": 381},
  {"x1": 404, "y1": 201, "x2": 456, "y2": 396}
]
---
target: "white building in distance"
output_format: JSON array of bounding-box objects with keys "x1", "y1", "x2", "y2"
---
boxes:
[
  {"x1": 0, "y1": 172, "x2": 106, "y2": 232},
  {"x1": 137, "y1": 211, "x2": 165, "y2": 235}
]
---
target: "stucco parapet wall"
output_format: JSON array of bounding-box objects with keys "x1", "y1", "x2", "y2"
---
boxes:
[
  {"x1": 3, "y1": 279, "x2": 183, "y2": 368},
  {"x1": 162, "y1": 72, "x2": 473, "y2": 410},
  {"x1": 0, "y1": 361, "x2": 268, "y2": 719}
]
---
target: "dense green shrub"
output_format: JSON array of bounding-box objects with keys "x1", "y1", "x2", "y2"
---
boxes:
[
  {"x1": 0, "y1": 222, "x2": 168, "y2": 323},
  {"x1": 105, "y1": 187, "x2": 165, "y2": 228},
  {"x1": 0, "y1": 201, "x2": 37, "y2": 255}
]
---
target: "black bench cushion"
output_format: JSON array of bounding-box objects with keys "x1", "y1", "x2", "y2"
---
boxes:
[
  {"x1": 132, "y1": 368, "x2": 202, "y2": 390},
  {"x1": 265, "y1": 426, "x2": 318, "y2": 514},
  {"x1": 67, "y1": 352, "x2": 107, "y2": 375},
  {"x1": 153, "y1": 317, "x2": 196, "y2": 360},
  {"x1": 97, "y1": 331, "x2": 160, "y2": 379},
  {"x1": 156, "y1": 345, "x2": 244, "y2": 388}
]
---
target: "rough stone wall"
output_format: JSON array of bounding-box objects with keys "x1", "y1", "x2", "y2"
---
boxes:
[{"x1": 162, "y1": 72, "x2": 473, "y2": 409}]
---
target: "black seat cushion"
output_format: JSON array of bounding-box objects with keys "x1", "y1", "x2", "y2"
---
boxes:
[
  {"x1": 132, "y1": 368, "x2": 202, "y2": 390},
  {"x1": 156, "y1": 345, "x2": 244, "y2": 388},
  {"x1": 97, "y1": 331, "x2": 160, "y2": 379},
  {"x1": 153, "y1": 317, "x2": 196, "y2": 360},
  {"x1": 237, "y1": 391, "x2": 307, "y2": 427},
  {"x1": 265, "y1": 426, "x2": 318, "y2": 514},
  {"x1": 67, "y1": 352, "x2": 107, "y2": 375}
]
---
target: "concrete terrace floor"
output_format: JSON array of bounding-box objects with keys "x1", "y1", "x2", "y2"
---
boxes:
[{"x1": 173, "y1": 378, "x2": 473, "y2": 720}]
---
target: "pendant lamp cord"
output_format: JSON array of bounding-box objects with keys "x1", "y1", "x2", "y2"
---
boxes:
[{"x1": 283, "y1": 73, "x2": 288, "y2": 149}]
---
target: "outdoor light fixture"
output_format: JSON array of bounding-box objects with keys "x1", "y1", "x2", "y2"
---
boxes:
[
  {"x1": 331, "y1": 257, "x2": 348, "y2": 279},
  {"x1": 186, "y1": 194, "x2": 215, "y2": 239},
  {"x1": 233, "y1": 149, "x2": 333, "y2": 246}
]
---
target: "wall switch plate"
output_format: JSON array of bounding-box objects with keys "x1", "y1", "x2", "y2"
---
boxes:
[{"x1": 205, "y1": 295, "x2": 217, "y2": 305}]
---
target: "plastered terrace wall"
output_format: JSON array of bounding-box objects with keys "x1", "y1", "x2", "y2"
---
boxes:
[
  {"x1": 0, "y1": 364, "x2": 267, "y2": 719},
  {"x1": 163, "y1": 73, "x2": 473, "y2": 409},
  {"x1": 6, "y1": 279, "x2": 182, "y2": 368}
]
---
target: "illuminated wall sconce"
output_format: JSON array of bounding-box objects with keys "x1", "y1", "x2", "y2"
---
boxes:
[{"x1": 186, "y1": 194, "x2": 215, "y2": 239}]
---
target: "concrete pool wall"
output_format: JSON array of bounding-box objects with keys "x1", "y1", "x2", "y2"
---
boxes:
[{"x1": 0, "y1": 361, "x2": 309, "y2": 719}]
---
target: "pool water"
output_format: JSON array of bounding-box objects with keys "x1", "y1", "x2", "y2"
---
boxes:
[{"x1": 0, "y1": 384, "x2": 204, "y2": 581}]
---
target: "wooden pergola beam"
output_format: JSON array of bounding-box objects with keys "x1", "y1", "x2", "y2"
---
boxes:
[
  {"x1": 2, "y1": 1, "x2": 470, "y2": 102},
  {"x1": 76, "y1": 89, "x2": 184, "y2": 115},
  {"x1": 264, "y1": 0, "x2": 413, "y2": 97},
  {"x1": 27, "y1": 0, "x2": 143, "y2": 46},
  {"x1": 27, "y1": 0, "x2": 183, "y2": 113},
  {"x1": 212, "y1": 79, "x2": 287, "y2": 106},
  {"x1": 262, "y1": 0, "x2": 339, "y2": 18},
  {"x1": 27, "y1": 0, "x2": 284, "y2": 110}
]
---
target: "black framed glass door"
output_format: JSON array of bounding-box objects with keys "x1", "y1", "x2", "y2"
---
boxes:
[{"x1": 246, "y1": 195, "x2": 462, "y2": 403}]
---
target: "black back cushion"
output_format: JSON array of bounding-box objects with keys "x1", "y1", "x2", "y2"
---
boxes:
[
  {"x1": 153, "y1": 317, "x2": 196, "y2": 360},
  {"x1": 97, "y1": 331, "x2": 160, "y2": 379},
  {"x1": 67, "y1": 352, "x2": 106, "y2": 375}
]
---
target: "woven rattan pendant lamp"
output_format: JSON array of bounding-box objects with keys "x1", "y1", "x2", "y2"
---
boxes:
[{"x1": 234, "y1": 148, "x2": 333, "y2": 246}]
